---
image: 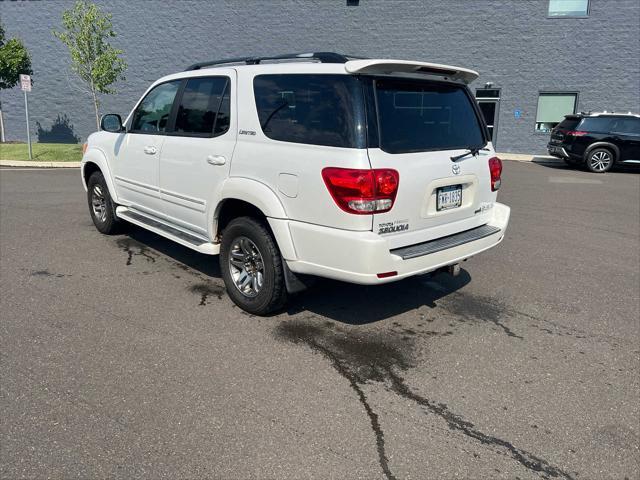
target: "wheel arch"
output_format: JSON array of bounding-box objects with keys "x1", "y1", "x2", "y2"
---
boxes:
[
  {"x1": 81, "y1": 148, "x2": 119, "y2": 203},
  {"x1": 213, "y1": 178, "x2": 296, "y2": 260},
  {"x1": 584, "y1": 142, "x2": 619, "y2": 162}
]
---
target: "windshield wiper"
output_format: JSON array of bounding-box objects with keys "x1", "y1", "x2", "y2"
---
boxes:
[{"x1": 450, "y1": 145, "x2": 489, "y2": 162}]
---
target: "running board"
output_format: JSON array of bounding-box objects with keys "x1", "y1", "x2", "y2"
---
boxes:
[{"x1": 115, "y1": 207, "x2": 219, "y2": 255}]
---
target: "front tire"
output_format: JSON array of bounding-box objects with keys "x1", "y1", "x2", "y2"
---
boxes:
[
  {"x1": 220, "y1": 216, "x2": 287, "y2": 315},
  {"x1": 585, "y1": 148, "x2": 614, "y2": 173},
  {"x1": 87, "y1": 171, "x2": 121, "y2": 234}
]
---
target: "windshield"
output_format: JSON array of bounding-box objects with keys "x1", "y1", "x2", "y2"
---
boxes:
[{"x1": 372, "y1": 78, "x2": 486, "y2": 154}]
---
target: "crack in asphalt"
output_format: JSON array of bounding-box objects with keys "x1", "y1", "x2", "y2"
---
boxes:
[{"x1": 274, "y1": 320, "x2": 574, "y2": 480}]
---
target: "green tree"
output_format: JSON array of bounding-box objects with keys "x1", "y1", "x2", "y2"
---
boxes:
[
  {"x1": 53, "y1": 1, "x2": 127, "y2": 129},
  {"x1": 0, "y1": 21, "x2": 33, "y2": 142}
]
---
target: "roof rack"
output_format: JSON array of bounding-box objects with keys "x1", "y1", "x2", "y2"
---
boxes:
[{"x1": 185, "y1": 52, "x2": 366, "y2": 71}]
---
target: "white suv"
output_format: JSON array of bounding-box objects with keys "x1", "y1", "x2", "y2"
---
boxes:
[{"x1": 82, "y1": 52, "x2": 510, "y2": 314}]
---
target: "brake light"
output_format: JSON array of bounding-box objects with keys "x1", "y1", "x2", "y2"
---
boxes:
[
  {"x1": 565, "y1": 130, "x2": 588, "y2": 137},
  {"x1": 488, "y1": 157, "x2": 502, "y2": 192},
  {"x1": 82, "y1": 143, "x2": 88, "y2": 154},
  {"x1": 322, "y1": 167, "x2": 399, "y2": 214}
]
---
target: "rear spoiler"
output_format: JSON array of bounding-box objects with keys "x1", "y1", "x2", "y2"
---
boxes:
[{"x1": 345, "y1": 59, "x2": 479, "y2": 84}]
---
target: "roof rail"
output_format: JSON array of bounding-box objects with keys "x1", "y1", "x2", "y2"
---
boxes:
[{"x1": 185, "y1": 52, "x2": 366, "y2": 71}]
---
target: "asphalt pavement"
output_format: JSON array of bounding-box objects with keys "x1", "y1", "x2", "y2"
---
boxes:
[{"x1": 1, "y1": 161, "x2": 638, "y2": 479}]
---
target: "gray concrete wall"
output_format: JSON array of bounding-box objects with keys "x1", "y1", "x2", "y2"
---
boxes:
[{"x1": 1, "y1": 0, "x2": 639, "y2": 153}]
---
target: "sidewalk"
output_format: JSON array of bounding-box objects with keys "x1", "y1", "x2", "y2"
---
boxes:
[{"x1": 0, "y1": 160, "x2": 81, "y2": 168}]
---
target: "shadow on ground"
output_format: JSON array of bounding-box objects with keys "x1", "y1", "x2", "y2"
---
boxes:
[{"x1": 120, "y1": 225, "x2": 470, "y2": 324}]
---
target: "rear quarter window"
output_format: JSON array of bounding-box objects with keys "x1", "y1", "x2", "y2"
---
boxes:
[
  {"x1": 253, "y1": 74, "x2": 365, "y2": 148},
  {"x1": 579, "y1": 117, "x2": 615, "y2": 132}
]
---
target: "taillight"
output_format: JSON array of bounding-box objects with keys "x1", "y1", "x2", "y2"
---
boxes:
[
  {"x1": 565, "y1": 130, "x2": 588, "y2": 137},
  {"x1": 488, "y1": 157, "x2": 502, "y2": 192},
  {"x1": 322, "y1": 167, "x2": 399, "y2": 214},
  {"x1": 82, "y1": 143, "x2": 88, "y2": 154}
]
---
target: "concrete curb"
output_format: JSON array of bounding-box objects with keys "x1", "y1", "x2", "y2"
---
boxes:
[
  {"x1": 0, "y1": 160, "x2": 81, "y2": 168},
  {"x1": 496, "y1": 153, "x2": 562, "y2": 163}
]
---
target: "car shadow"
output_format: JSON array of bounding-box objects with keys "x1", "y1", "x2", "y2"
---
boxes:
[
  {"x1": 121, "y1": 225, "x2": 470, "y2": 325},
  {"x1": 286, "y1": 271, "x2": 471, "y2": 325}
]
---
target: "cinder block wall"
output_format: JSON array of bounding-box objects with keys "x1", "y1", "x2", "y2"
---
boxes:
[{"x1": 2, "y1": 0, "x2": 639, "y2": 153}]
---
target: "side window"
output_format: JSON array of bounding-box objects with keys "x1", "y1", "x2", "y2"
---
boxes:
[
  {"x1": 613, "y1": 118, "x2": 640, "y2": 135},
  {"x1": 131, "y1": 81, "x2": 181, "y2": 133},
  {"x1": 579, "y1": 117, "x2": 614, "y2": 132},
  {"x1": 253, "y1": 74, "x2": 365, "y2": 148},
  {"x1": 175, "y1": 77, "x2": 230, "y2": 136}
]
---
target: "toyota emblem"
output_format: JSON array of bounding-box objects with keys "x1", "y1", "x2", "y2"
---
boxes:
[{"x1": 452, "y1": 164, "x2": 461, "y2": 175}]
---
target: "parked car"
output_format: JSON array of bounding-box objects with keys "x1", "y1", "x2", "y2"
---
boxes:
[
  {"x1": 548, "y1": 112, "x2": 640, "y2": 172},
  {"x1": 81, "y1": 52, "x2": 510, "y2": 314}
]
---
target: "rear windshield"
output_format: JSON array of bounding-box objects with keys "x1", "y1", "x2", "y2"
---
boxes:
[
  {"x1": 253, "y1": 74, "x2": 365, "y2": 148},
  {"x1": 556, "y1": 117, "x2": 581, "y2": 131},
  {"x1": 373, "y1": 79, "x2": 485, "y2": 154}
]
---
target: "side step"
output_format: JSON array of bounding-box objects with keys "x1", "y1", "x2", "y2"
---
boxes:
[
  {"x1": 116, "y1": 207, "x2": 219, "y2": 255},
  {"x1": 391, "y1": 224, "x2": 501, "y2": 260}
]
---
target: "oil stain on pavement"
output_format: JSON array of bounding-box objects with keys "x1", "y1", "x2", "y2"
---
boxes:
[
  {"x1": 274, "y1": 319, "x2": 575, "y2": 480},
  {"x1": 188, "y1": 282, "x2": 226, "y2": 306},
  {"x1": 116, "y1": 238, "x2": 157, "y2": 266}
]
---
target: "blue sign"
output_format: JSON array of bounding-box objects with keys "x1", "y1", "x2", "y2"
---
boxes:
[{"x1": 514, "y1": 109, "x2": 522, "y2": 119}]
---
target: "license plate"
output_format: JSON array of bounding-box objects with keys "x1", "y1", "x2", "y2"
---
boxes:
[{"x1": 437, "y1": 185, "x2": 462, "y2": 211}]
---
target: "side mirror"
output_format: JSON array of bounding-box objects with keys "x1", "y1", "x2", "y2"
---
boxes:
[{"x1": 100, "y1": 114, "x2": 123, "y2": 133}]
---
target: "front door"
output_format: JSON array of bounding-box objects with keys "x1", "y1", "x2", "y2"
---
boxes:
[
  {"x1": 111, "y1": 80, "x2": 182, "y2": 218},
  {"x1": 159, "y1": 72, "x2": 236, "y2": 237},
  {"x1": 476, "y1": 88, "x2": 501, "y2": 149}
]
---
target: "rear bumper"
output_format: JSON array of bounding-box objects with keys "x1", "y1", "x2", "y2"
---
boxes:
[
  {"x1": 547, "y1": 143, "x2": 570, "y2": 158},
  {"x1": 283, "y1": 202, "x2": 510, "y2": 285}
]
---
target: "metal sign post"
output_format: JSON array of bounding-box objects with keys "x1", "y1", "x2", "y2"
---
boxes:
[{"x1": 20, "y1": 74, "x2": 32, "y2": 160}]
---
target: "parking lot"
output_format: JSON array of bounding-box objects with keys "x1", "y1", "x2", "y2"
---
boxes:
[{"x1": 1, "y1": 160, "x2": 638, "y2": 479}]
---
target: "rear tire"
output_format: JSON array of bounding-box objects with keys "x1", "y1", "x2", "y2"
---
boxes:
[
  {"x1": 220, "y1": 216, "x2": 287, "y2": 315},
  {"x1": 87, "y1": 171, "x2": 122, "y2": 234},
  {"x1": 585, "y1": 148, "x2": 614, "y2": 173}
]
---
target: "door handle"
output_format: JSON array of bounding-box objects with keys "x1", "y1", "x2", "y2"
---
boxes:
[
  {"x1": 143, "y1": 146, "x2": 157, "y2": 155},
  {"x1": 207, "y1": 155, "x2": 226, "y2": 166}
]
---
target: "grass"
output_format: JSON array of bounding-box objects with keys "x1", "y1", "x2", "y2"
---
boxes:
[{"x1": 0, "y1": 143, "x2": 83, "y2": 162}]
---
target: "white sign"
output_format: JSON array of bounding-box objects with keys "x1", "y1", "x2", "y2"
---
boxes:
[{"x1": 20, "y1": 74, "x2": 31, "y2": 92}]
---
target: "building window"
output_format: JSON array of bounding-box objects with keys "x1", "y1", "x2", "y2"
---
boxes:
[
  {"x1": 548, "y1": 0, "x2": 589, "y2": 17},
  {"x1": 535, "y1": 93, "x2": 578, "y2": 132}
]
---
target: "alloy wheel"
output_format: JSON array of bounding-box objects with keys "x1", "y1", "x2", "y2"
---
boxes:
[
  {"x1": 228, "y1": 236, "x2": 265, "y2": 297},
  {"x1": 91, "y1": 185, "x2": 108, "y2": 222},
  {"x1": 589, "y1": 151, "x2": 612, "y2": 172}
]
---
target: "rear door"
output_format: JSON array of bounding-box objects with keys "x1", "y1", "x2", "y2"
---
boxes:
[
  {"x1": 366, "y1": 78, "x2": 495, "y2": 249},
  {"x1": 610, "y1": 117, "x2": 640, "y2": 161}
]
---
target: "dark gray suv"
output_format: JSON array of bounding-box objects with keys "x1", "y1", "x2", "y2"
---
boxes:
[{"x1": 547, "y1": 112, "x2": 640, "y2": 172}]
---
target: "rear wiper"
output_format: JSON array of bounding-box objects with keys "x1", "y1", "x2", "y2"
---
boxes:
[{"x1": 450, "y1": 145, "x2": 489, "y2": 162}]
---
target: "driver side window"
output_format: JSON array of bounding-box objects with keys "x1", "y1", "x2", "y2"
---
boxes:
[{"x1": 130, "y1": 80, "x2": 181, "y2": 133}]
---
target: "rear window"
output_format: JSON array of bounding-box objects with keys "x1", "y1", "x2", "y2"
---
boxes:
[
  {"x1": 374, "y1": 79, "x2": 485, "y2": 153},
  {"x1": 556, "y1": 117, "x2": 581, "y2": 131},
  {"x1": 253, "y1": 74, "x2": 365, "y2": 148}
]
